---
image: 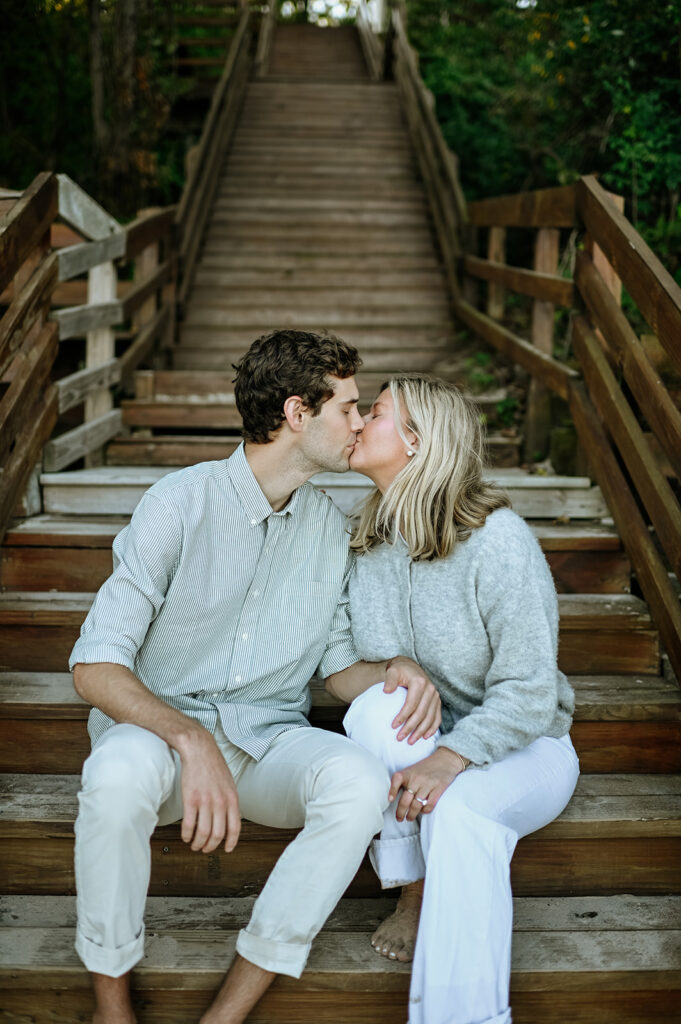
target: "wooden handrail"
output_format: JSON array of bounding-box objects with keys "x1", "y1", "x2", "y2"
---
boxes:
[
  {"x1": 254, "y1": 0, "x2": 276, "y2": 78},
  {"x1": 467, "y1": 185, "x2": 577, "y2": 229},
  {"x1": 0, "y1": 172, "x2": 57, "y2": 295},
  {"x1": 576, "y1": 175, "x2": 681, "y2": 378},
  {"x1": 357, "y1": 1, "x2": 385, "y2": 82},
  {"x1": 175, "y1": 8, "x2": 252, "y2": 308}
]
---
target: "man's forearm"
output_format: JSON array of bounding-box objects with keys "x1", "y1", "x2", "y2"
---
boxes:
[
  {"x1": 325, "y1": 659, "x2": 390, "y2": 702},
  {"x1": 73, "y1": 661, "x2": 206, "y2": 756}
]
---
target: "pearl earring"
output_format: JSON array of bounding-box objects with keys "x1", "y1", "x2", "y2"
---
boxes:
[{"x1": 407, "y1": 449, "x2": 415, "y2": 457}]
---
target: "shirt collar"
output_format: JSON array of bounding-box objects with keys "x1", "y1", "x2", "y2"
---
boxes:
[{"x1": 227, "y1": 443, "x2": 303, "y2": 526}]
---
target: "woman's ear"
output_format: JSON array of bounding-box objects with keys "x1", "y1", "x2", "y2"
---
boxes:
[{"x1": 283, "y1": 395, "x2": 307, "y2": 432}]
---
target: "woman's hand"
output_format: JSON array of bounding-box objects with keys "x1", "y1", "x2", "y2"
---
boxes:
[
  {"x1": 383, "y1": 655, "x2": 442, "y2": 743},
  {"x1": 391, "y1": 747, "x2": 469, "y2": 821}
]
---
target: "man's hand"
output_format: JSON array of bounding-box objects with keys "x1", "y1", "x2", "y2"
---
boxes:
[
  {"x1": 391, "y1": 747, "x2": 466, "y2": 821},
  {"x1": 383, "y1": 656, "x2": 441, "y2": 744},
  {"x1": 177, "y1": 729, "x2": 241, "y2": 854}
]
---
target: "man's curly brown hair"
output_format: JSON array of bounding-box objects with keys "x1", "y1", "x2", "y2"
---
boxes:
[{"x1": 233, "y1": 330, "x2": 362, "y2": 444}]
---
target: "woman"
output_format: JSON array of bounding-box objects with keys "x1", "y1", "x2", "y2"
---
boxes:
[{"x1": 327, "y1": 375, "x2": 579, "y2": 1024}]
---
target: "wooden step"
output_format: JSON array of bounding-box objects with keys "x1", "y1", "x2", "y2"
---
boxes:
[
  {"x1": 0, "y1": 591, "x2": 658, "y2": 674},
  {"x1": 37, "y1": 466, "x2": 610, "y2": 519},
  {"x1": 185, "y1": 287, "x2": 450, "y2": 308},
  {"x1": 0, "y1": 513, "x2": 628, "y2": 594},
  {"x1": 1, "y1": 895, "x2": 678, "y2": 1023},
  {"x1": 1, "y1": 672, "x2": 678, "y2": 775},
  {"x1": 1, "y1": 773, "x2": 679, "y2": 897},
  {"x1": 37, "y1": 466, "x2": 611, "y2": 519}
]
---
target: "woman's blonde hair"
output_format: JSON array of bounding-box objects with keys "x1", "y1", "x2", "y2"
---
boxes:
[{"x1": 351, "y1": 374, "x2": 511, "y2": 561}]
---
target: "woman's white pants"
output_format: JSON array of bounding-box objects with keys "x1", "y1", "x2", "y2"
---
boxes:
[{"x1": 344, "y1": 684, "x2": 580, "y2": 1024}]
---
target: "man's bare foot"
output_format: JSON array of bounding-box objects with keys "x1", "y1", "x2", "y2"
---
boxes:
[{"x1": 371, "y1": 882, "x2": 423, "y2": 963}]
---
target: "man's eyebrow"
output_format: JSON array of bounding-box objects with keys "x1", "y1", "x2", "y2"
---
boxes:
[{"x1": 339, "y1": 397, "x2": 359, "y2": 406}]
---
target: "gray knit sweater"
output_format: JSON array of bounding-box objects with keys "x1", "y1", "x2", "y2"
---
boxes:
[{"x1": 348, "y1": 507, "x2": 574, "y2": 767}]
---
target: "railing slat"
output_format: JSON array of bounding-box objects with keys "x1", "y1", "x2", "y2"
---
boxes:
[
  {"x1": 52, "y1": 300, "x2": 123, "y2": 341},
  {"x1": 43, "y1": 409, "x2": 123, "y2": 473},
  {"x1": 0, "y1": 385, "x2": 58, "y2": 531},
  {"x1": 572, "y1": 315, "x2": 681, "y2": 581},
  {"x1": 569, "y1": 381, "x2": 681, "y2": 685},
  {"x1": 575, "y1": 250, "x2": 681, "y2": 482},
  {"x1": 462, "y1": 256, "x2": 574, "y2": 306},
  {"x1": 0, "y1": 173, "x2": 57, "y2": 295},
  {"x1": 57, "y1": 233, "x2": 126, "y2": 281},
  {"x1": 57, "y1": 358, "x2": 121, "y2": 415},
  {"x1": 0, "y1": 321, "x2": 58, "y2": 464},
  {"x1": 0, "y1": 252, "x2": 58, "y2": 379},
  {"x1": 468, "y1": 185, "x2": 577, "y2": 229},
  {"x1": 577, "y1": 176, "x2": 681, "y2": 378},
  {"x1": 454, "y1": 298, "x2": 578, "y2": 400},
  {"x1": 125, "y1": 208, "x2": 176, "y2": 261}
]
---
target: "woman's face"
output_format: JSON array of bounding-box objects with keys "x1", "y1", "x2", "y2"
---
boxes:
[{"x1": 349, "y1": 388, "x2": 416, "y2": 492}]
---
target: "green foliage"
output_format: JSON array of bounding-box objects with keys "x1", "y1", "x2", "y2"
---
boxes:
[
  {"x1": 405, "y1": 0, "x2": 681, "y2": 270},
  {"x1": 495, "y1": 396, "x2": 518, "y2": 428}
]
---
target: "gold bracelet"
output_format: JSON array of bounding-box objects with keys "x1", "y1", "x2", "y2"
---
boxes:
[{"x1": 451, "y1": 750, "x2": 469, "y2": 775}]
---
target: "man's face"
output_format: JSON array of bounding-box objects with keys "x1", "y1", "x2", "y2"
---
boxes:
[{"x1": 299, "y1": 375, "x2": 364, "y2": 473}]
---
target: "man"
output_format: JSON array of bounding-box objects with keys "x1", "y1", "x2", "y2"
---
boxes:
[{"x1": 70, "y1": 329, "x2": 441, "y2": 1024}]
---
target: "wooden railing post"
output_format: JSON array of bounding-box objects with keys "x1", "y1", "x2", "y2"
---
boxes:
[
  {"x1": 524, "y1": 227, "x2": 559, "y2": 460},
  {"x1": 84, "y1": 260, "x2": 117, "y2": 467},
  {"x1": 486, "y1": 227, "x2": 506, "y2": 319}
]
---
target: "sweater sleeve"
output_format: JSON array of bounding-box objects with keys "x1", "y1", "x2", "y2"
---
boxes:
[{"x1": 437, "y1": 519, "x2": 563, "y2": 766}]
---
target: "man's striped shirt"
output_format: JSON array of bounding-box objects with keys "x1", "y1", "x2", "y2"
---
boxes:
[{"x1": 69, "y1": 444, "x2": 359, "y2": 759}]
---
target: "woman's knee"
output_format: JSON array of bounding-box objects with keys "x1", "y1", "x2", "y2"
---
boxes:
[{"x1": 343, "y1": 683, "x2": 436, "y2": 772}]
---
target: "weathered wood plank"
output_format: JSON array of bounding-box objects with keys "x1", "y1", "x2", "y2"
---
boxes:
[
  {"x1": 56, "y1": 358, "x2": 121, "y2": 415},
  {"x1": 51, "y1": 299, "x2": 123, "y2": 341},
  {"x1": 572, "y1": 316, "x2": 681, "y2": 580},
  {"x1": 42, "y1": 410, "x2": 123, "y2": 473},
  {"x1": 574, "y1": 250, "x2": 681, "y2": 482},
  {"x1": 576, "y1": 176, "x2": 681, "y2": 377},
  {"x1": 57, "y1": 232, "x2": 126, "y2": 281},
  {"x1": 56, "y1": 174, "x2": 120, "y2": 242},
  {"x1": 0, "y1": 320, "x2": 58, "y2": 464},
  {"x1": 124, "y1": 208, "x2": 175, "y2": 260},
  {"x1": 454, "y1": 298, "x2": 578, "y2": 400},
  {"x1": 0, "y1": 387, "x2": 58, "y2": 543},
  {"x1": 119, "y1": 260, "x2": 171, "y2": 320},
  {"x1": 463, "y1": 255, "x2": 574, "y2": 307},
  {"x1": 0, "y1": 173, "x2": 57, "y2": 296},
  {"x1": 467, "y1": 185, "x2": 577, "y2": 228},
  {"x1": 0, "y1": 251, "x2": 57, "y2": 380},
  {"x1": 569, "y1": 381, "x2": 681, "y2": 685}
]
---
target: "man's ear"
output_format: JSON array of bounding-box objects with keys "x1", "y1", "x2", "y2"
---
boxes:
[{"x1": 282, "y1": 395, "x2": 307, "y2": 432}]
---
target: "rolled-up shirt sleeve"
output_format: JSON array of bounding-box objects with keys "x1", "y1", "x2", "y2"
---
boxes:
[
  {"x1": 69, "y1": 494, "x2": 182, "y2": 671},
  {"x1": 316, "y1": 554, "x2": 360, "y2": 679}
]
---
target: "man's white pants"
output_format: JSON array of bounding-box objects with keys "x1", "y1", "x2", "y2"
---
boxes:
[
  {"x1": 344, "y1": 684, "x2": 580, "y2": 1024},
  {"x1": 74, "y1": 719, "x2": 390, "y2": 979}
]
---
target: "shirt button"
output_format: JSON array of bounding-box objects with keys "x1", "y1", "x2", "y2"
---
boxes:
[
  {"x1": 250, "y1": 518, "x2": 257, "y2": 525},
  {"x1": 235, "y1": 675, "x2": 242, "y2": 683},
  {"x1": 241, "y1": 632, "x2": 248, "y2": 640},
  {"x1": 252, "y1": 589, "x2": 260, "y2": 597}
]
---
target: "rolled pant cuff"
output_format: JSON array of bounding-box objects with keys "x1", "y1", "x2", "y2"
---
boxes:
[
  {"x1": 236, "y1": 928, "x2": 311, "y2": 979},
  {"x1": 370, "y1": 834, "x2": 425, "y2": 889},
  {"x1": 75, "y1": 925, "x2": 145, "y2": 978}
]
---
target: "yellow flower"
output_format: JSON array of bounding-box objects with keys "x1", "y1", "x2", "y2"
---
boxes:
[
  {"x1": 583, "y1": 14, "x2": 590, "y2": 24},
  {"x1": 557, "y1": 72, "x2": 566, "y2": 84},
  {"x1": 567, "y1": 39, "x2": 576, "y2": 50},
  {"x1": 581, "y1": 34, "x2": 589, "y2": 43},
  {"x1": 546, "y1": 49, "x2": 554, "y2": 59}
]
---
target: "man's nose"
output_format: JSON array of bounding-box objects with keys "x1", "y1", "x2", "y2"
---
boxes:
[{"x1": 351, "y1": 408, "x2": 365, "y2": 432}]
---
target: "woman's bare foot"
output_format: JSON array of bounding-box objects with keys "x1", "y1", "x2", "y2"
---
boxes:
[{"x1": 371, "y1": 882, "x2": 423, "y2": 963}]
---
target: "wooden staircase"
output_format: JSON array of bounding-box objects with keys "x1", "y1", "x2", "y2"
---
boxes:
[{"x1": 1, "y1": 20, "x2": 680, "y2": 1023}]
